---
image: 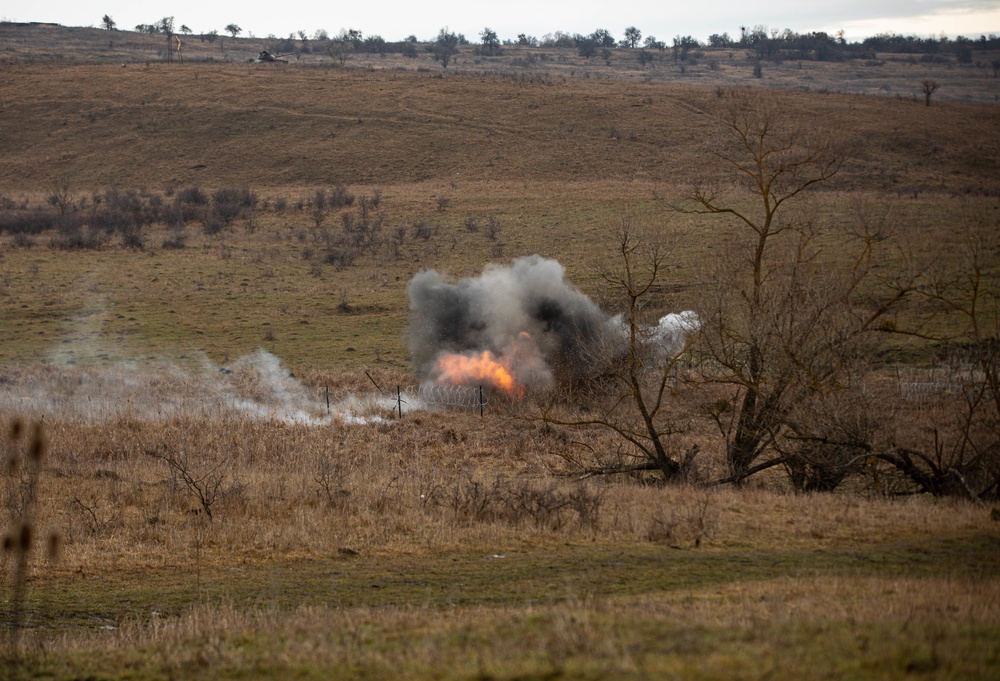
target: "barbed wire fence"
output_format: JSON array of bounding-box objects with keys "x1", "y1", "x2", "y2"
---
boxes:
[
  {"x1": 417, "y1": 384, "x2": 490, "y2": 416},
  {"x1": 329, "y1": 372, "x2": 496, "y2": 419}
]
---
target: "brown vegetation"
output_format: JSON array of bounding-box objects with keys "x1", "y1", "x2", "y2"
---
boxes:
[{"x1": 0, "y1": 24, "x2": 998, "y2": 679}]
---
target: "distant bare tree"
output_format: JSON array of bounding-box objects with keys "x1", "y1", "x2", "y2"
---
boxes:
[
  {"x1": 479, "y1": 27, "x2": 501, "y2": 56},
  {"x1": 623, "y1": 26, "x2": 642, "y2": 49},
  {"x1": 101, "y1": 15, "x2": 116, "y2": 31},
  {"x1": 225, "y1": 23, "x2": 242, "y2": 38},
  {"x1": 327, "y1": 38, "x2": 353, "y2": 66},
  {"x1": 643, "y1": 35, "x2": 666, "y2": 51},
  {"x1": 577, "y1": 38, "x2": 597, "y2": 59},
  {"x1": 921, "y1": 79, "x2": 939, "y2": 106},
  {"x1": 434, "y1": 28, "x2": 460, "y2": 69},
  {"x1": 590, "y1": 28, "x2": 615, "y2": 48}
]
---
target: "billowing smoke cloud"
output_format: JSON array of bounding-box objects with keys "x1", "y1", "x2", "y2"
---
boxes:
[{"x1": 407, "y1": 255, "x2": 699, "y2": 393}]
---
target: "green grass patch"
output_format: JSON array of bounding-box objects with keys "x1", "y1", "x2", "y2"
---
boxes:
[
  {"x1": 9, "y1": 532, "x2": 999, "y2": 680},
  {"x1": 13, "y1": 531, "x2": 998, "y2": 633}
]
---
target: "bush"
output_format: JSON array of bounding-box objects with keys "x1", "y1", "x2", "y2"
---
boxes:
[
  {"x1": 213, "y1": 186, "x2": 258, "y2": 225},
  {"x1": 0, "y1": 209, "x2": 57, "y2": 235},
  {"x1": 446, "y1": 477, "x2": 602, "y2": 531},
  {"x1": 202, "y1": 208, "x2": 226, "y2": 235},
  {"x1": 313, "y1": 188, "x2": 327, "y2": 212},
  {"x1": 324, "y1": 245, "x2": 358, "y2": 269},
  {"x1": 46, "y1": 186, "x2": 75, "y2": 214},
  {"x1": 89, "y1": 206, "x2": 135, "y2": 235},
  {"x1": 164, "y1": 202, "x2": 186, "y2": 229},
  {"x1": 161, "y1": 232, "x2": 186, "y2": 249},
  {"x1": 145, "y1": 192, "x2": 164, "y2": 221},
  {"x1": 485, "y1": 217, "x2": 502, "y2": 241},
  {"x1": 328, "y1": 185, "x2": 355, "y2": 208},
  {"x1": 121, "y1": 224, "x2": 146, "y2": 250},
  {"x1": 11, "y1": 233, "x2": 35, "y2": 248},
  {"x1": 177, "y1": 186, "x2": 209, "y2": 205},
  {"x1": 388, "y1": 224, "x2": 406, "y2": 258},
  {"x1": 50, "y1": 215, "x2": 107, "y2": 250},
  {"x1": 412, "y1": 220, "x2": 436, "y2": 240},
  {"x1": 103, "y1": 187, "x2": 143, "y2": 214}
]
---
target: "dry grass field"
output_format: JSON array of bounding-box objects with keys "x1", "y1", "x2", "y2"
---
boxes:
[{"x1": 0, "y1": 24, "x2": 999, "y2": 680}]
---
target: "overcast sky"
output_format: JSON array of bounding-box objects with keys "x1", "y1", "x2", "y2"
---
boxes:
[{"x1": 6, "y1": 0, "x2": 1000, "y2": 43}]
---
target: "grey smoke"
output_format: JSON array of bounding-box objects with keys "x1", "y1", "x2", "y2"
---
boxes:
[{"x1": 407, "y1": 255, "x2": 697, "y2": 391}]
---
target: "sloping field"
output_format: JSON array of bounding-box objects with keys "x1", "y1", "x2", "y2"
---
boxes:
[
  {"x1": 1, "y1": 62, "x2": 999, "y2": 192},
  {"x1": 0, "y1": 61, "x2": 998, "y2": 368}
]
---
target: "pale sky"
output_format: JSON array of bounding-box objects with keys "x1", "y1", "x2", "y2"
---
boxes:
[{"x1": 5, "y1": 0, "x2": 1000, "y2": 44}]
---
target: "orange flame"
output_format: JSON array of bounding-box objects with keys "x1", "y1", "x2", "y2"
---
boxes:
[{"x1": 432, "y1": 350, "x2": 524, "y2": 397}]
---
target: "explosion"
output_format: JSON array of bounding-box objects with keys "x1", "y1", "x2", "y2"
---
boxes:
[
  {"x1": 407, "y1": 255, "x2": 699, "y2": 399},
  {"x1": 431, "y1": 350, "x2": 523, "y2": 396},
  {"x1": 407, "y1": 255, "x2": 602, "y2": 394}
]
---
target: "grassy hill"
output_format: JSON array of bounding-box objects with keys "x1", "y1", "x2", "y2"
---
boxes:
[
  {"x1": 1, "y1": 34, "x2": 999, "y2": 192},
  {"x1": 0, "y1": 51, "x2": 998, "y2": 370}
]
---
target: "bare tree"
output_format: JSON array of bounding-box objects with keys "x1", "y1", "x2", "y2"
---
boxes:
[
  {"x1": 878, "y1": 229, "x2": 999, "y2": 498},
  {"x1": 672, "y1": 87, "x2": 909, "y2": 486},
  {"x1": 146, "y1": 446, "x2": 233, "y2": 520},
  {"x1": 539, "y1": 220, "x2": 693, "y2": 482},
  {"x1": 327, "y1": 38, "x2": 354, "y2": 66},
  {"x1": 774, "y1": 217, "x2": 999, "y2": 499},
  {"x1": 921, "y1": 79, "x2": 939, "y2": 106}
]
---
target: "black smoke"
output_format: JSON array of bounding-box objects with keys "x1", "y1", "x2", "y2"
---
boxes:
[{"x1": 407, "y1": 256, "x2": 620, "y2": 390}]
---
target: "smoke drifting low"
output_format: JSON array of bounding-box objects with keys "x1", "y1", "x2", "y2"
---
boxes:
[
  {"x1": 408, "y1": 255, "x2": 696, "y2": 393},
  {"x1": 0, "y1": 350, "x2": 401, "y2": 426}
]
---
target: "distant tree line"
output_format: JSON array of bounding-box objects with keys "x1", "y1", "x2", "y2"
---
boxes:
[
  {"x1": 706, "y1": 25, "x2": 1000, "y2": 63},
  {"x1": 101, "y1": 14, "x2": 1000, "y2": 66},
  {"x1": 268, "y1": 29, "x2": 443, "y2": 60},
  {"x1": 500, "y1": 26, "x2": 1000, "y2": 65}
]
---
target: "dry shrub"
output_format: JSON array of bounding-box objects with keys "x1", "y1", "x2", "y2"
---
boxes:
[
  {"x1": 0, "y1": 357, "x2": 994, "y2": 584},
  {"x1": 644, "y1": 489, "x2": 718, "y2": 547},
  {"x1": 0, "y1": 209, "x2": 58, "y2": 235}
]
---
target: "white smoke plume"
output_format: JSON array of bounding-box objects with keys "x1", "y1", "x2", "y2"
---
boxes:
[
  {"x1": 650, "y1": 311, "x2": 701, "y2": 357},
  {"x1": 0, "y1": 350, "x2": 409, "y2": 426}
]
